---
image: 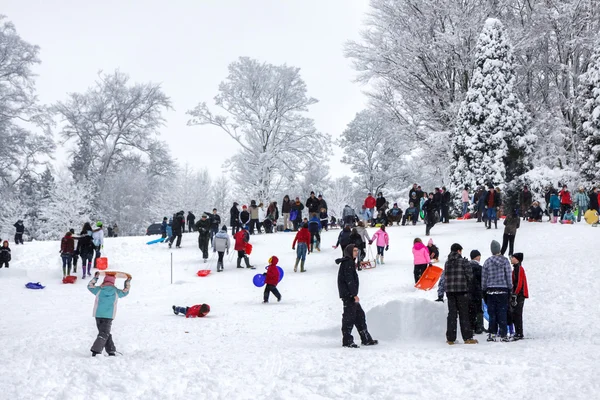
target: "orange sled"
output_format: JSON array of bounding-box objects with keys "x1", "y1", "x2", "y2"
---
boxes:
[{"x1": 414, "y1": 265, "x2": 443, "y2": 291}]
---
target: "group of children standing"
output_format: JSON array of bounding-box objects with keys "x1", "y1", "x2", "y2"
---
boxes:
[{"x1": 59, "y1": 222, "x2": 105, "y2": 279}]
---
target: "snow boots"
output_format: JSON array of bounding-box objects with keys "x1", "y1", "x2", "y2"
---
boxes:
[
  {"x1": 217, "y1": 261, "x2": 223, "y2": 272},
  {"x1": 376, "y1": 255, "x2": 380, "y2": 265},
  {"x1": 300, "y1": 260, "x2": 306, "y2": 273},
  {"x1": 243, "y1": 256, "x2": 254, "y2": 269},
  {"x1": 359, "y1": 330, "x2": 378, "y2": 346},
  {"x1": 380, "y1": 256, "x2": 385, "y2": 265},
  {"x1": 316, "y1": 241, "x2": 320, "y2": 252},
  {"x1": 464, "y1": 338, "x2": 478, "y2": 344},
  {"x1": 237, "y1": 257, "x2": 243, "y2": 268},
  {"x1": 294, "y1": 258, "x2": 299, "y2": 272}
]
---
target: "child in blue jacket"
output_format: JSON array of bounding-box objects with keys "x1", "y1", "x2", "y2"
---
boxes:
[{"x1": 88, "y1": 273, "x2": 131, "y2": 356}]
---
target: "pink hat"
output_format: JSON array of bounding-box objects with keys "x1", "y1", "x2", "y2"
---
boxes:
[
  {"x1": 428, "y1": 238, "x2": 434, "y2": 246},
  {"x1": 103, "y1": 275, "x2": 116, "y2": 286}
]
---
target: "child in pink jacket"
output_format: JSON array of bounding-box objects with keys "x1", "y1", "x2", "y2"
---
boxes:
[
  {"x1": 371, "y1": 225, "x2": 389, "y2": 264},
  {"x1": 412, "y1": 238, "x2": 431, "y2": 283}
]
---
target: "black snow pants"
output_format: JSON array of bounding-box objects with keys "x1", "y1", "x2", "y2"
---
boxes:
[
  {"x1": 341, "y1": 298, "x2": 367, "y2": 346},
  {"x1": 91, "y1": 317, "x2": 116, "y2": 354},
  {"x1": 446, "y1": 292, "x2": 472, "y2": 342}
]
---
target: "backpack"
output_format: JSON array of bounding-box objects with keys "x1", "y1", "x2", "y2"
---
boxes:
[
  {"x1": 78, "y1": 235, "x2": 95, "y2": 254},
  {"x1": 290, "y1": 210, "x2": 298, "y2": 222}
]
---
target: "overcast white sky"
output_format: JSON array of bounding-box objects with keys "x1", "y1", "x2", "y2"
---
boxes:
[{"x1": 4, "y1": 0, "x2": 370, "y2": 178}]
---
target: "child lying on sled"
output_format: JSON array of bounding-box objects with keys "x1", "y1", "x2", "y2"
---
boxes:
[{"x1": 172, "y1": 304, "x2": 210, "y2": 318}]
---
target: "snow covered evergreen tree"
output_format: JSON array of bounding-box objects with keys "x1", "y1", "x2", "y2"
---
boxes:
[
  {"x1": 187, "y1": 57, "x2": 330, "y2": 203},
  {"x1": 577, "y1": 42, "x2": 600, "y2": 183},
  {"x1": 450, "y1": 18, "x2": 534, "y2": 193}
]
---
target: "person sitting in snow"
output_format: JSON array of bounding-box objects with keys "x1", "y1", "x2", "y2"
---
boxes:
[
  {"x1": 508, "y1": 253, "x2": 528, "y2": 341},
  {"x1": 262, "y1": 256, "x2": 282, "y2": 303},
  {"x1": 561, "y1": 208, "x2": 576, "y2": 224},
  {"x1": 387, "y1": 203, "x2": 403, "y2": 225},
  {"x1": 173, "y1": 303, "x2": 211, "y2": 318},
  {"x1": 527, "y1": 201, "x2": 543, "y2": 222},
  {"x1": 402, "y1": 202, "x2": 418, "y2": 226},
  {"x1": 0, "y1": 240, "x2": 11, "y2": 269},
  {"x1": 427, "y1": 238, "x2": 439, "y2": 262},
  {"x1": 88, "y1": 272, "x2": 131, "y2": 356},
  {"x1": 371, "y1": 225, "x2": 389, "y2": 265}
]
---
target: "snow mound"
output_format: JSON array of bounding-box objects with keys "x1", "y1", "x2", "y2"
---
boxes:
[{"x1": 366, "y1": 298, "x2": 446, "y2": 341}]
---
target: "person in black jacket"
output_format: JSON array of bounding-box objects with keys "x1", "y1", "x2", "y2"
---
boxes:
[
  {"x1": 169, "y1": 211, "x2": 185, "y2": 249},
  {"x1": 334, "y1": 225, "x2": 353, "y2": 256},
  {"x1": 206, "y1": 208, "x2": 221, "y2": 244},
  {"x1": 376, "y1": 192, "x2": 387, "y2": 212},
  {"x1": 441, "y1": 187, "x2": 451, "y2": 223},
  {"x1": 317, "y1": 194, "x2": 327, "y2": 213},
  {"x1": 282, "y1": 195, "x2": 292, "y2": 231},
  {"x1": 433, "y1": 188, "x2": 443, "y2": 216},
  {"x1": 423, "y1": 193, "x2": 439, "y2": 236},
  {"x1": 589, "y1": 187, "x2": 599, "y2": 212},
  {"x1": 468, "y1": 250, "x2": 484, "y2": 335},
  {"x1": 187, "y1": 212, "x2": 196, "y2": 233},
  {"x1": 0, "y1": 240, "x2": 11, "y2": 268},
  {"x1": 195, "y1": 214, "x2": 212, "y2": 262},
  {"x1": 240, "y1": 205, "x2": 250, "y2": 228},
  {"x1": 336, "y1": 244, "x2": 378, "y2": 348},
  {"x1": 230, "y1": 202, "x2": 240, "y2": 234},
  {"x1": 13, "y1": 220, "x2": 25, "y2": 245},
  {"x1": 306, "y1": 191, "x2": 320, "y2": 217}
]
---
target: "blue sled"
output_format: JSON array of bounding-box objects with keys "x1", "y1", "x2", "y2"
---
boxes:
[
  {"x1": 482, "y1": 300, "x2": 514, "y2": 335},
  {"x1": 146, "y1": 237, "x2": 166, "y2": 245}
]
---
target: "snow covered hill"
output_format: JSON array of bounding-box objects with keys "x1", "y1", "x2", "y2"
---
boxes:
[{"x1": 0, "y1": 221, "x2": 598, "y2": 399}]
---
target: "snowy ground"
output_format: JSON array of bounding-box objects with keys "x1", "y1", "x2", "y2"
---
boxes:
[{"x1": 1, "y1": 220, "x2": 599, "y2": 399}]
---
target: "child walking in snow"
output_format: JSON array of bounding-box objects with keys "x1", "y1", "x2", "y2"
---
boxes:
[
  {"x1": 508, "y1": 253, "x2": 528, "y2": 340},
  {"x1": 60, "y1": 231, "x2": 75, "y2": 278},
  {"x1": 0, "y1": 240, "x2": 11, "y2": 268},
  {"x1": 427, "y1": 238, "x2": 439, "y2": 262},
  {"x1": 371, "y1": 225, "x2": 389, "y2": 265},
  {"x1": 263, "y1": 256, "x2": 282, "y2": 303},
  {"x1": 78, "y1": 224, "x2": 95, "y2": 278},
  {"x1": 292, "y1": 223, "x2": 310, "y2": 272},
  {"x1": 212, "y1": 225, "x2": 230, "y2": 272},
  {"x1": 412, "y1": 238, "x2": 431, "y2": 283},
  {"x1": 549, "y1": 192, "x2": 561, "y2": 223},
  {"x1": 234, "y1": 227, "x2": 254, "y2": 269},
  {"x1": 173, "y1": 304, "x2": 210, "y2": 318},
  {"x1": 87, "y1": 272, "x2": 131, "y2": 356}
]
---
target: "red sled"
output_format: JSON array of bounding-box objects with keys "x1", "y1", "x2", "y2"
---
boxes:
[
  {"x1": 62, "y1": 276, "x2": 77, "y2": 284},
  {"x1": 414, "y1": 265, "x2": 443, "y2": 291},
  {"x1": 96, "y1": 257, "x2": 108, "y2": 270},
  {"x1": 456, "y1": 212, "x2": 471, "y2": 220},
  {"x1": 197, "y1": 270, "x2": 211, "y2": 277},
  {"x1": 245, "y1": 243, "x2": 253, "y2": 255}
]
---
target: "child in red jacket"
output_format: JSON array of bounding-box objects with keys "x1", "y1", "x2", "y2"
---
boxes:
[
  {"x1": 60, "y1": 231, "x2": 75, "y2": 278},
  {"x1": 172, "y1": 304, "x2": 211, "y2": 318},
  {"x1": 292, "y1": 223, "x2": 311, "y2": 272},
  {"x1": 263, "y1": 256, "x2": 282, "y2": 303},
  {"x1": 508, "y1": 252, "x2": 528, "y2": 340}
]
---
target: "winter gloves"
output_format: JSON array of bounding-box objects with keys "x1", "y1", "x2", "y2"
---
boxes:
[{"x1": 385, "y1": 245, "x2": 389, "y2": 251}]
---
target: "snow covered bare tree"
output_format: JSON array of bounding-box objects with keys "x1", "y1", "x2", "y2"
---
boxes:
[
  {"x1": 339, "y1": 109, "x2": 404, "y2": 194},
  {"x1": 53, "y1": 70, "x2": 172, "y2": 180},
  {"x1": 450, "y1": 19, "x2": 534, "y2": 193},
  {"x1": 577, "y1": 42, "x2": 600, "y2": 183},
  {"x1": 0, "y1": 16, "x2": 54, "y2": 191},
  {"x1": 187, "y1": 57, "x2": 330, "y2": 202}
]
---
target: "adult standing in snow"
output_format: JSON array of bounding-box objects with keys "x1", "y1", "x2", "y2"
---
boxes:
[
  {"x1": 281, "y1": 195, "x2": 292, "y2": 231},
  {"x1": 239, "y1": 205, "x2": 250, "y2": 230},
  {"x1": 88, "y1": 272, "x2": 131, "y2": 356},
  {"x1": 520, "y1": 186, "x2": 533, "y2": 220},
  {"x1": 60, "y1": 231, "x2": 75, "y2": 278},
  {"x1": 207, "y1": 208, "x2": 221, "y2": 244},
  {"x1": 443, "y1": 243, "x2": 477, "y2": 345},
  {"x1": 461, "y1": 186, "x2": 470, "y2": 217},
  {"x1": 558, "y1": 185, "x2": 572, "y2": 220},
  {"x1": 212, "y1": 225, "x2": 230, "y2": 272},
  {"x1": 433, "y1": 188, "x2": 443, "y2": 217},
  {"x1": 342, "y1": 205, "x2": 355, "y2": 227},
  {"x1": 306, "y1": 191, "x2": 320, "y2": 218},
  {"x1": 508, "y1": 253, "x2": 528, "y2": 341},
  {"x1": 574, "y1": 187, "x2": 589, "y2": 222},
  {"x1": 482, "y1": 240, "x2": 512, "y2": 342},
  {"x1": 423, "y1": 193, "x2": 438, "y2": 236},
  {"x1": 475, "y1": 186, "x2": 486, "y2": 223},
  {"x1": 483, "y1": 185, "x2": 501, "y2": 229},
  {"x1": 92, "y1": 222, "x2": 104, "y2": 267},
  {"x1": 336, "y1": 244, "x2": 378, "y2": 348},
  {"x1": 318, "y1": 194, "x2": 328, "y2": 213},
  {"x1": 187, "y1": 211, "x2": 196, "y2": 233},
  {"x1": 230, "y1": 202, "x2": 240, "y2": 234},
  {"x1": 334, "y1": 224, "x2": 353, "y2": 257},
  {"x1": 13, "y1": 220, "x2": 25, "y2": 245},
  {"x1": 588, "y1": 187, "x2": 599, "y2": 212},
  {"x1": 169, "y1": 211, "x2": 185, "y2": 249},
  {"x1": 196, "y1": 214, "x2": 211, "y2": 262},
  {"x1": 441, "y1": 187, "x2": 451, "y2": 223},
  {"x1": 78, "y1": 223, "x2": 95, "y2": 278},
  {"x1": 249, "y1": 200, "x2": 260, "y2": 235},
  {"x1": 364, "y1": 193, "x2": 376, "y2": 223},
  {"x1": 500, "y1": 210, "x2": 520, "y2": 256},
  {"x1": 290, "y1": 197, "x2": 305, "y2": 231}
]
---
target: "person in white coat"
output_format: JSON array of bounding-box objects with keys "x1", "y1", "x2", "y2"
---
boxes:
[
  {"x1": 92, "y1": 222, "x2": 105, "y2": 267},
  {"x1": 212, "y1": 226, "x2": 231, "y2": 272}
]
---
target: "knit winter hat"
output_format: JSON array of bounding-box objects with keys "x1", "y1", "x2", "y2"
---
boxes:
[
  {"x1": 268, "y1": 256, "x2": 279, "y2": 266},
  {"x1": 470, "y1": 250, "x2": 481, "y2": 260},
  {"x1": 103, "y1": 275, "x2": 116, "y2": 286},
  {"x1": 221, "y1": 225, "x2": 227, "y2": 231},
  {"x1": 490, "y1": 240, "x2": 501, "y2": 255},
  {"x1": 242, "y1": 205, "x2": 247, "y2": 209},
  {"x1": 512, "y1": 252, "x2": 524, "y2": 263},
  {"x1": 427, "y1": 238, "x2": 433, "y2": 246}
]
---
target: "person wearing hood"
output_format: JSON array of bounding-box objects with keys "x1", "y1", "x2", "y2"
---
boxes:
[
  {"x1": 292, "y1": 223, "x2": 311, "y2": 272},
  {"x1": 349, "y1": 228, "x2": 365, "y2": 270},
  {"x1": 307, "y1": 215, "x2": 322, "y2": 252},
  {"x1": 371, "y1": 225, "x2": 389, "y2": 265},
  {"x1": 319, "y1": 207, "x2": 329, "y2": 231},
  {"x1": 169, "y1": 211, "x2": 185, "y2": 249},
  {"x1": 92, "y1": 222, "x2": 105, "y2": 267},
  {"x1": 187, "y1": 211, "x2": 196, "y2": 233},
  {"x1": 160, "y1": 217, "x2": 168, "y2": 239},
  {"x1": 387, "y1": 203, "x2": 403, "y2": 225},
  {"x1": 306, "y1": 191, "x2": 320, "y2": 217},
  {"x1": 234, "y1": 227, "x2": 254, "y2": 269},
  {"x1": 468, "y1": 250, "x2": 484, "y2": 335},
  {"x1": 77, "y1": 223, "x2": 95, "y2": 278},
  {"x1": 412, "y1": 238, "x2": 431, "y2": 283},
  {"x1": 195, "y1": 214, "x2": 212, "y2": 262},
  {"x1": 212, "y1": 225, "x2": 231, "y2": 272},
  {"x1": 376, "y1": 192, "x2": 387, "y2": 213},
  {"x1": 427, "y1": 238, "x2": 439, "y2": 262},
  {"x1": 482, "y1": 240, "x2": 512, "y2": 342},
  {"x1": 588, "y1": 187, "x2": 599, "y2": 212},
  {"x1": 334, "y1": 224, "x2": 353, "y2": 257},
  {"x1": 290, "y1": 197, "x2": 305, "y2": 231},
  {"x1": 508, "y1": 253, "x2": 528, "y2": 340},
  {"x1": 336, "y1": 244, "x2": 378, "y2": 348},
  {"x1": 240, "y1": 205, "x2": 250, "y2": 229},
  {"x1": 342, "y1": 205, "x2": 355, "y2": 227},
  {"x1": 402, "y1": 202, "x2": 418, "y2": 226},
  {"x1": 442, "y1": 244, "x2": 477, "y2": 345},
  {"x1": 527, "y1": 201, "x2": 543, "y2": 221},
  {"x1": 0, "y1": 240, "x2": 11, "y2": 269},
  {"x1": 263, "y1": 256, "x2": 282, "y2": 303},
  {"x1": 88, "y1": 272, "x2": 131, "y2": 356},
  {"x1": 282, "y1": 195, "x2": 292, "y2": 231},
  {"x1": 13, "y1": 220, "x2": 25, "y2": 245},
  {"x1": 60, "y1": 231, "x2": 75, "y2": 278},
  {"x1": 423, "y1": 193, "x2": 438, "y2": 236},
  {"x1": 230, "y1": 202, "x2": 240, "y2": 234}
]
